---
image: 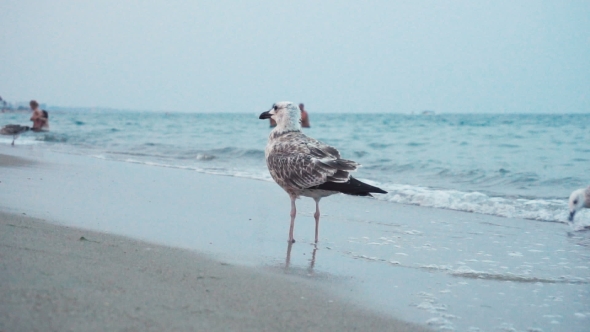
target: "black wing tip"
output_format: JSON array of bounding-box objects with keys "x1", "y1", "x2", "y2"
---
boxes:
[
  {"x1": 358, "y1": 187, "x2": 387, "y2": 196},
  {"x1": 350, "y1": 176, "x2": 388, "y2": 194},
  {"x1": 313, "y1": 177, "x2": 388, "y2": 196}
]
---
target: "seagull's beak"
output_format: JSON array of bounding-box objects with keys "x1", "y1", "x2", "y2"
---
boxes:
[
  {"x1": 259, "y1": 109, "x2": 273, "y2": 120},
  {"x1": 569, "y1": 211, "x2": 576, "y2": 222}
]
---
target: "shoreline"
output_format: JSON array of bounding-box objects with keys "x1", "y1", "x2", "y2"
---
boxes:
[
  {"x1": 0, "y1": 149, "x2": 429, "y2": 331},
  {"x1": 1, "y1": 145, "x2": 589, "y2": 331}
]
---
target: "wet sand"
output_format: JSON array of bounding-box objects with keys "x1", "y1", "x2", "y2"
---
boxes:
[
  {"x1": 0, "y1": 153, "x2": 36, "y2": 168},
  {"x1": 0, "y1": 211, "x2": 426, "y2": 332},
  {"x1": 1, "y1": 145, "x2": 589, "y2": 331}
]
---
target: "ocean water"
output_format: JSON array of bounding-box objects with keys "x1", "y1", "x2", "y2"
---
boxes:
[
  {"x1": 2, "y1": 110, "x2": 589, "y2": 226},
  {"x1": 2, "y1": 110, "x2": 590, "y2": 332}
]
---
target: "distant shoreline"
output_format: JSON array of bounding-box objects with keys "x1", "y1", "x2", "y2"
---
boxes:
[{"x1": 1, "y1": 109, "x2": 30, "y2": 114}]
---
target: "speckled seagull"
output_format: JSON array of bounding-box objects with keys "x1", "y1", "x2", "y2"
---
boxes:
[
  {"x1": 568, "y1": 185, "x2": 590, "y2": 222},
  {"x1": 259, "y1": 101, "x2": 387, "y2": 243},
  {"x1": 1, "y1": 124, "x2": 30, "y2": 146}
]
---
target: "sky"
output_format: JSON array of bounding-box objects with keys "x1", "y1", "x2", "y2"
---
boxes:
[{"x1": 1, "y1": 1, "x2": 589, "y2": 113}]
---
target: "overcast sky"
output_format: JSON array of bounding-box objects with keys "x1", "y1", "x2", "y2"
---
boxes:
[{"x1": 1, "y1": 1, "x2": 589, "y2": 113}]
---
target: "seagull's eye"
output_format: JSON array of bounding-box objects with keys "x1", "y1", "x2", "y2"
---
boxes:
[
  {"x1": 574, "y1": 200, "x2": 578, "y2": 204},
  {"x1": 273, "y1": 105, "x2": 278, "y2": 110}
]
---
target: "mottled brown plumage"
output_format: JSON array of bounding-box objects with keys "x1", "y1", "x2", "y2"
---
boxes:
[
  {"x1": 265, "y1": 131, "x2": 358, "y2": 196},
  {"x1": 1, "y1": 124, "x2": 30, "y2": 145},
  {"x1": 259, "y1": 101, "x2": 386, "y2": 243}
]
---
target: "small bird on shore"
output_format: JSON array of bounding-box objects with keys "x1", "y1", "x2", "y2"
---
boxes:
[
  {"x1": 568, "y1": 186, "x2": 590, "y2": 222},
  {"x1": 259, "y1": 101, "x2": 387, "y2": 243},
  {"x1": 1, "y1": 124, "x2": 30, "y2": 146}
]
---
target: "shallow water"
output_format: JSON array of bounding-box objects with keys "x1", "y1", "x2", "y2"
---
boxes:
[
  {"x1": 1, "y1": 147, "x2": 588, "y2": 332},
  {"x1": 1, "y1": 110, "x2": 589, "y2": 226}
]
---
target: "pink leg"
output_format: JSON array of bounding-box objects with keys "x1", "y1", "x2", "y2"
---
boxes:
[
  {"x1": 314, "y1": 198, "x2": 321, "y2": 243},
  {"x1": 288, "y1": 196, "x2": 296, "y2": 243}
]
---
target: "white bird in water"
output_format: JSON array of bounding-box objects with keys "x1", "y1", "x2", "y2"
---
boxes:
[
  {"x1": 259, "y1": 101, "x2": 387, "y2": 243},
  {"x1": 568, "y1": 185, "x2": 590, "y2": 222},
  {"x1": 1, "y1": 124, "x2": 30, "y2": 146}
]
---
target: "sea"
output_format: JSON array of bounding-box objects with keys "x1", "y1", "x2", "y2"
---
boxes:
[
  {"x1": 1, "y1": 110, "x2": 589, "y2": 227},
  {"x1": 2, "y1": 109, "x2": 590, "y2": 332}
]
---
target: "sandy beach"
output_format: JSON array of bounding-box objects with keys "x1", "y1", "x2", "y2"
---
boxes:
[{"x1": 1, "y1": 145, "x2": 589, "y2": 331}]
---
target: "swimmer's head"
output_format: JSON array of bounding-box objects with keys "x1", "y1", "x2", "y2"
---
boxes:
[{"x1": 29, "y1": 100, "x2": 39, "y2": 109}]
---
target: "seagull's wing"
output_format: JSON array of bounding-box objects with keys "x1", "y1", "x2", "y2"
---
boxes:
[
  {"x1": 0, "y1": 124, "x2": 21, "y2": 135},
  {"x1": 267, "y1": 132, "x2": 359, "y2": 190},
  {"x1": 1, "y1": 125, "x2": 27, "y2": 135}
]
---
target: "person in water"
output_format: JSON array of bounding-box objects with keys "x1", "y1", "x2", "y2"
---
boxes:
[
  {"x1": 29, "y1": 100, "x2": 49, "y2": 131},
  {"x1": 299, "y1": 103, "x2": 310, "y2": 128}
]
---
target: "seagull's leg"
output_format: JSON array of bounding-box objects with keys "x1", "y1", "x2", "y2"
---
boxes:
[
  {"x1": 313, "y1": 198, "x2": 321, "y2": 243},
  {"x1": 12, "y1": 135, "x2": 16, "y2": 146},
  {"x1": 288, "y1": 195, "x2": 297, "y2": 243}
]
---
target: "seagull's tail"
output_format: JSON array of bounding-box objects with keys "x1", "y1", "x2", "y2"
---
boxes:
[{"x1": 312, "y1": 176, "x2": 387, "y2": 197}]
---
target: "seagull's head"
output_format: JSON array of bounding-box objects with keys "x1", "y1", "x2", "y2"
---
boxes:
[
  {"x1": 568, "y1": 188, "x2": 586, "y2": 222},
  {"x1": 259, "y1": 101, "x2": 301, "y2": 131}
]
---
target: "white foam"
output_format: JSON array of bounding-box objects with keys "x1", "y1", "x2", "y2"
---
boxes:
[
  {"x1": 83, "y1": 153, "x2": 590, "y2": 227},
  {"x1": 88, "y1": 154, "x2": 274, "y2": 183},
  {"x1": 0, "y1": 136, "x2": 43, "y2": 146},
  {"x1": 366, "y1": 182, "x2": 590, "y2": 225}
]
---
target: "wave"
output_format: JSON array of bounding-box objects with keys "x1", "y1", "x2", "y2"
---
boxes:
[
  {"x1": 364, "y1": 182, "x2": 590, "y2": 226},
  {"x1": 89, "y1": 155, "x2": 273, "y2": 182},
  {"x1": 0, "y1": 136, "x2": 43, "y2": 146},
  {"x1": 88, "y1": 151, "x2": 590, "y2": 227},
  {"x1": 98, "y1": 146, "x2": 265, "y2": 163},
  {"x1": 348, "y1": 254, "x2": 589, "y2": 284},
  {"x1": 364, "y1": 162, "x2": 550, "y2": 187},
  {"x1": 207, "y1": 147, "x2": 265, "y2": 159},
  {"x1": 34, "y1": 133, "x2": 69, "y2": 143}
]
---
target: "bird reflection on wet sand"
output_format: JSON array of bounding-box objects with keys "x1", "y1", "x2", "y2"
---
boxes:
[{"x1": 284, "y1": 242, "x2": 318, "y2": 273}]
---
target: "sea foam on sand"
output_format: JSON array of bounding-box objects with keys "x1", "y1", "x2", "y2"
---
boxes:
[{"x1": 1, "y1": 146, "x2": 589, "y2": 332}]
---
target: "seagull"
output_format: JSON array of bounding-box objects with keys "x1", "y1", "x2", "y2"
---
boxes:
[
  {"x1": 568, "y1": 186, "x2": 590, "y2": 222},
  {"x1": 1, "y1": 124, "x2": 30, "y2": 146},
  {"x1": 259, "y1": 101, "x2": 387, "y2": 243}
]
